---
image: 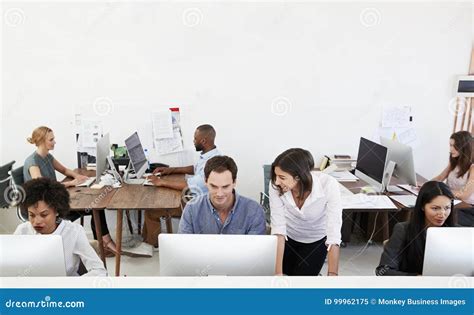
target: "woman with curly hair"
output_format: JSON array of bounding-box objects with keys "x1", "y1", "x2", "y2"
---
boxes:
[{"x1": 14, "y1": 178, "x2": 107, "y2": 276}]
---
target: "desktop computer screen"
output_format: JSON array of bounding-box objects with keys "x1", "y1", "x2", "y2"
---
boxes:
[
  {"x1": 0, "y1": 235, "x2": 66, "y2": 276},
  {"x1": 159, "y1": 234, "x2": 277, "y2": 276},
  {"x1": 125, "y1": 132, "x2": 148, "y2": 179},
  {"x1": 355, "y1": 137, "x2": 388, "y2": 192},
  {"x1": 96, "y1": 133, "x2": 110, "y2": 183},
  {"x1": 380, "y1": 137, "x2": 417, "y2": 186}
]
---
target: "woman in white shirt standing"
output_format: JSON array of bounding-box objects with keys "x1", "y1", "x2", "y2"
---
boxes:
[
  {"x1": 270, "y1": 148, "x2": 343, "y2": 276},
  {"x1": 433, "y1": 130, "x2": 473, "y2": 226},
  {"x1": 14, "y1": 177, "x2": 107, "y2": 276}
]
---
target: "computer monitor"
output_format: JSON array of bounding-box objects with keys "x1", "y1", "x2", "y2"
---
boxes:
[
  {"x1": 355, "y1": 137, "x2": 388, "y2": 192},
  {"x1": 124, "y1": 132, "x2": 148, "y2": 180},
  {"x1": 0, "y1": 235, "x2": 66, "y2": 276},
  {"x1": 422, "y1": 227, "x2": 473, "y2": 276},
  {"x1": 159, "y1": 234, "x2": 277, "y2": 276},
  {"x1": 96, "y1": 133, "x2": 110, "y2": 183},
  {"x1": 380, "y1": 137, "x2": 417, "y2": 187}
]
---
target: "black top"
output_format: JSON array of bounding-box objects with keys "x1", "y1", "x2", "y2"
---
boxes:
[{"x1": 375, "y1": 222, "x2": 421, "y2": 276}]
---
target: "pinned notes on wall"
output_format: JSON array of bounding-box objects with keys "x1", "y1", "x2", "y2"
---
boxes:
[
  {"x1": 376, "y1": 105, "x2": 418, "y2": 147},
  {"x1": 152, "y1": 107, "x2": 184, "y2": 155}
]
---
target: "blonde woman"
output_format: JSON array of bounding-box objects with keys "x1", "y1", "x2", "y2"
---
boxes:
[{"x1": 24, "y1": 126, "x2": 117, "y2": 255}]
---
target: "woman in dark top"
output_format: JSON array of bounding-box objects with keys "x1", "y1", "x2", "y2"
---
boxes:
[{"x1": 376, "y1": 181, "x2": 456, "y2": 276}]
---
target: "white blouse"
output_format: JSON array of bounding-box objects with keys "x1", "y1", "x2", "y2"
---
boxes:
[
  {"x1": 270, "y1": 171, "x2": 343, "y2": 245},
  {"x1": 14, "y1": 220, "x2": 107, "y2": 277},
  {"x1": 447, "y1": 166, "x2": 474, "y2": 204}
]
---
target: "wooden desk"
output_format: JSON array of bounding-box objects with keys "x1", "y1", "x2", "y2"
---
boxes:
[
  {"x1": 68, "y1": 185, "x2": 118, "y2": 266},
  {"x1": 340, "y1": 174, "x2": 427, "y2": 242},
  {"x1": 106, "y1": 174, "x2": 184, "y2": 276}
]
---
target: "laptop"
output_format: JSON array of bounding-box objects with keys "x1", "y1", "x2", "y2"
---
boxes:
[
  {"x1": 422, "y1": 227, "x2": 473, "y2": 276},
  {"x1": 0, "y1": 235, "x2": 67, "y2": 276},
  {"x1": 159, "y1": 234, "x2": 277, "y2": 276}
]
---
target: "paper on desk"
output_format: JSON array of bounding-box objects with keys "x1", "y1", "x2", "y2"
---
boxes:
[
  {"x1": 152, "y1": 110, "x2": 173, "y2": 140},
  {"x1": 329, "y1": 171, "x2": 359, "y2": 182},
  {"x1": 341, "y1": 194, "x2": 397, "y2": 209},
  {"x1": 390, "y1": 195, "x2": 462, "y2": 207},
  {"x1": 397, "y1": 184, "x2": 420, "y2": 195},
  {"x1": 389, "y1": 195, "x2": 417, "y2": 207}
]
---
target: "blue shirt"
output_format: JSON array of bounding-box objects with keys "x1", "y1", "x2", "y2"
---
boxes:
[
  {"x1": 186, "y1": 147, "x2": 221, "y2": 195},
  {"x1": 178, "y1": 192, "x2": 266, "y2": 235}
]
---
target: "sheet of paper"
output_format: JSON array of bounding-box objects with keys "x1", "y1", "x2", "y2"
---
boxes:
[
  {"x1": 329, "y1": 170, "x2": 359, "y2": 182},
  {"x1": 397, "y1": 184, "x2": 420, "y2": 195},
  {"x1": 81, "y1": 120, "x2": 102, "y2": 147},
  {"x1": 152, "y1": 110, "x2": 173, "y2": 140},
  {"x1": 389, "y1": 195, "x2": 417, "y2": 207},
  {"x1": 341, "y1": 194, "x2": 397, "y2": 209},
  {"x1": 382, "y1": 106, "x2": 411, "y2": 128},
  {"x1": 154, "y1": 129, "x2": 184, "y2": 155}
]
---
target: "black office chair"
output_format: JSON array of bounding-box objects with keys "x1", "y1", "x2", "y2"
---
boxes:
[
  {"x1": 0, "y1": 161, "x2": 16, "y2": 209},
  {"x1": 259, "y1": 164, "x2": 271, "y2": 225},
  {"x1": 11, "y1": 166, "x2": 26, "y2": 221}
]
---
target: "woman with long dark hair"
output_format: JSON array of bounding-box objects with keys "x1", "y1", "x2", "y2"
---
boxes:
[
  {"x1": 270, "y1": 148, "x2": 342, "y2": 276},
  {"x1": 376, "y1": 181, "x2": 456, "y2": 276},
  {"x1": 433, "y1": 130, "x2": 473, "y2": 226}
]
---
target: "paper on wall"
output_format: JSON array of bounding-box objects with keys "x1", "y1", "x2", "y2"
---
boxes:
[
  {"x1": 154, "y1": 129, "x2": 184, "y2": 155},
  {"x1": 80, "y1": 120, "x2": 102, "y2": 147},
  {"x1": 152, "y1": 110, "x2": 173, "y2": 140},
  {"x1": 382, "y1": 106, "x2": 412, "y2": 128}
]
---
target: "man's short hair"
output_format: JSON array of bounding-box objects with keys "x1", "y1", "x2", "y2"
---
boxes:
[
  {"x1": 20, "y1": 177, "x2": 70, "y2": 218},
  {"x1": 204, "y1": 156, "x2": 238, "y2": 182},
  {"x1": 196, "y1": 124, "x2": 216, "y2": 140}
]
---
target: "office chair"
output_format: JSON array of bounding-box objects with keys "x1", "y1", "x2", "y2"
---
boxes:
[
  {"x1": 10, "y1": 166, "x2": 26, "y2": 221},
  {"x1": 259, "y1": 164, "x2": 271, "y2": 224},
  {"x1": 0, "y1": 161, "x2": 16, "y2": 209}
]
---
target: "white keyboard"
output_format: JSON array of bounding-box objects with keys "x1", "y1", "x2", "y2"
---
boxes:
[
  {"x1": 125, "y1": 178, "x2": 145, "y2": 185},
  {"x1": 76, "y1": 177, "x2": 96, "y2": 187},
  {"x1": 143, "y1": 179, "x2": 154, "y2": 186}
]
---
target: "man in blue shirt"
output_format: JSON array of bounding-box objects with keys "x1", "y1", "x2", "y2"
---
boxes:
[
  {"x1": 143, "y1": 124, "x2": 221, "y2": 246},
  {"x1": 149, "y1": 124, "x2": 221, "y2": 194},
  {"x1": 178, "y1": 155, "x2": 266, "y2": 235}
]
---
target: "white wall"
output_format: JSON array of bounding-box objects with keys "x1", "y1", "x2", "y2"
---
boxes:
[{"x1": 1, "y1": 1, "x2": 472, "y2": 206}]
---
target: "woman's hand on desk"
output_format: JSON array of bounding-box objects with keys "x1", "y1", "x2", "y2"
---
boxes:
[
  {"x1": 64, "y1": 178, "x2": 82, "y2": 187},
  {"x1": 75, "y1": 174, "x2": 89, "y2": 182}
]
